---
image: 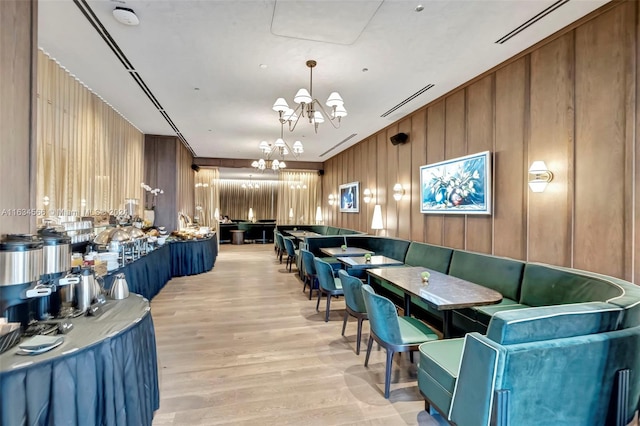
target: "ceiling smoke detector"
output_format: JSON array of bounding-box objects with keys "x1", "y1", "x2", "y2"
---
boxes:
[{"x1": 112, "y1": 7, "x2": 139, "y2": 26}]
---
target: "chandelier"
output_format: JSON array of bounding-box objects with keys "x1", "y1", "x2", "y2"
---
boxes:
[
  {"x1": 251, "y1": 122, "x2": 303, "y2": 172},
  {"x1": 241, "y1": 175, "x2": 259, "y2": 189},
  {"x1": 272, "y1": 60, "x2": 347, "y2": 133}
]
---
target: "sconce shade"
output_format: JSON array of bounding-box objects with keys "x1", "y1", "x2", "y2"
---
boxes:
[
  {"x1": 528, "y1": 161, "x2": 553, "y2": 193},
  {"x1": 214, "y1": 207, "x2": 219, "y2": 220},
  {"x1": 328, "y1": 194, "x2": 335, "y2": 205},
  {"x1": 371, "y1": 205, "x2": 384, "y2": 230},
  {"x1": 248, "y1": 208, "x2": 254, "y2": 220},
  {"x1": 363, "y1": 188, "x2": 372, "y2": 204},
  {"x1": 315, "y1": 206, "x2": 323, "y2": 223},
  {"x1": 289, "y1": 208, "x2": 294, "y2": 218},
  {"x1": 393, "y1": 183, "x2": 404, "y2": 201}
]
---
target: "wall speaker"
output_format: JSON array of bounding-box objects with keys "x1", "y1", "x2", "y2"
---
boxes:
[
  {"x1": 191, "y1": 164, "x2": 200, "y2": 172},
  {"x1": 390, "y1": 132, "x2": 409, "y2": 145},
  {"x1": 318, "y1": 169, "x2": 325, "y2": 176}
]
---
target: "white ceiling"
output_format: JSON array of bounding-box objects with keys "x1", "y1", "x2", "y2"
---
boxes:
[{"x1": 38, "y1": 0, "x2": 609, "y2": 177}]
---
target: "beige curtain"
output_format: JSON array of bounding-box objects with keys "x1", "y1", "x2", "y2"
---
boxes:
[
  {"x1": 194, "y1": 168, "x2": 220, "y2": 227},
  {"x1": 36, "y1": 50, "x2": 143, "y2": 218},
  {"x1": 219, "y1": 179, "x2": 278, "y2": 221},
  {"x1": 277, "y1": 171, "x2": 321, "y2": 224}
]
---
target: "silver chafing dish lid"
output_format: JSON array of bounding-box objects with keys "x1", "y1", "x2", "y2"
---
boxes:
[
  {"x1": 37, "y1": 228, "x2": 71, "y2": 245},
  {"x1": 124, "y1": 226, "x2": 146, "y2": 240},
  {"x1": 0, "y1": 234, "x2": 44, "y2": 251},
  {"x1": 93, "y1": 228, "x2": 131, "y2": 245}
]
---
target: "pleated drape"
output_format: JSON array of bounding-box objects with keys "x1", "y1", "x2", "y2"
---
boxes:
[
  {"x1": 176, "y1": 142, "x2": 194, "y2": 220},
  {"x1": 36, "y1": 50, "x2": 144, "y2": 217},
  {"x1": 276, "y1": 171, "x2": 321, "y2": 224},
  {"x1": 218, "y1": 179, "x2": 278, "y2": 221},
  {"x1": 194, "y1": 168, "x2": 220, "y2": 227}
]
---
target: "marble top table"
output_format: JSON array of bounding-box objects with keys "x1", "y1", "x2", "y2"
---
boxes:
[
  {"x1": 367, "y1": 266, "x2": 502, "y2": 338},
  {"x1": 287, "y1": 230, "x2": 321, "y2": 239},
  {"x1": 320, "y1": 247, "x2": 375, "y2": 257},
  {"x1": 338, "y1": 255, "x2": 404, "y2": 269}
]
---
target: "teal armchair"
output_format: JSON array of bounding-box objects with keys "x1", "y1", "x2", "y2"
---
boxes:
[
  {"x1": 361, "y1": 284, "x2": 439, "y2": 398},
  {"x1": 283, "y1": 237, "x2": 298, "y2": 273},
  {"x1": 337, "y1": 270, "x2": 368, "y2": 355},
  {"x1": 300, "y1": 249, "x2": 318, "y2": 300}
]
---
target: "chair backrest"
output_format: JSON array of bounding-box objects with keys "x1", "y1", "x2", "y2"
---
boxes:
[
  {"x1": 275, "y1": 232, "x2": 285, "y2": 250},
  {"x1": 314, "y1": 258, "x2": 340, "y2": 291},
  {"x1": 338, "y1": 270, "x2": 367, "y2": 314},
  {"x1": 361, "y1": 284, "x2": 402, "y2": 345},
  {"x1": 283, "y1": 237, "x2": 296, "y2": 256},
  {"x1": 300, "y1": 249, "x2": 316, "y2": 276}
]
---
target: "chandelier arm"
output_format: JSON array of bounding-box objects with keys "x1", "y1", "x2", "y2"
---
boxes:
[{"x1": 288, "y1": 103, "x2": 304, "y2": 132}]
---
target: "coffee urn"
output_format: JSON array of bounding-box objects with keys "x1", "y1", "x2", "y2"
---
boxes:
[
  {"x1": 0, "y1": 235, "x2": 51, "y2": 325},
  {"x1": 38, "y1": 228, "x2": 72, "y2": 317}
]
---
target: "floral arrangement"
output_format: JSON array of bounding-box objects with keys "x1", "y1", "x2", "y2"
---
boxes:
[
  {"x1": 364, "y1": 253, "x2": 372, "y2": 262},
  {"x1": 141, "y1": 182, "x2": 164, "y2": 209},
  {"x1": 421, "y1": 271, "x2": 431, "y2": 283},
  {"x1": 341, "y1": 244, "x2": 347, "y2": 251}
]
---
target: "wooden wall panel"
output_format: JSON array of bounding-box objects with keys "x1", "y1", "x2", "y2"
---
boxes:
[
  {"x1": 573, "y1": 6, "x2": 628, "y2": 277},
  {"x1": 356, "y1": 142, "x2": 367, "y2": 232},
  {"x1": 366, "y1": 137, "x2": 378, "y2": 233},
  {"x1": 494, "y1": 58, "x2": 527, "y2": 259},
  {"x1": 376, "y1": 133, "x2": 388, "y2": 235},
  {"x1": 397, "y1": 118, "x2": 412, "y2": 240},
  {"x1": 386, "y1": 125, "x2": 399, "y2": 237},
  {"x1": 444, "y1": 91, "x2": 467, "y2": 249},
  {"x1": 465, "y1": 76, "x2": 494, "y2": 254},
  {"x1": 425, "y1": 102, "x2": 446, "y2": 245},
  {"x1": 0, "y1": 0, "x2": 36, "y2": 235},
  {"x1": 528, "y1": 34, "x2": 573, "y2": 267},
  {"x1": 410, "y1": 109, "x2": 427, "y2": 242}
]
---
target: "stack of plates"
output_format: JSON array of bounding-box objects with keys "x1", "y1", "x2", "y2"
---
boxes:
[
  {"x1": 97, "y1": 252, "x2": 120, "y2": 271},
  {"x1": 16, "y1": 335, "x2": 64, "y2": 356}
]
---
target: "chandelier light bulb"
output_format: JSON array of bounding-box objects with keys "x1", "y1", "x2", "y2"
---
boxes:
[{"x1": 274, "y1": 138, "x2": 286, "y2": 148}]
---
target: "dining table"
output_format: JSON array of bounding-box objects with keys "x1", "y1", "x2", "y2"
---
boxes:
[
  {"x1": 320, "y1": 246, "x2": 375, "y2": 257},
  {"x1": 338, "y1": 255, "x2": 404, "y2": 270},
  {"x1": 367, "y1": 266, "x2": 502, "y2": 338}
]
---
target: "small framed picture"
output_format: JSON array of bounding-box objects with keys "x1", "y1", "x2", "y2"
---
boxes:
[{"x1": 339, "y1": 182, "x2": 359, "y2": 213}]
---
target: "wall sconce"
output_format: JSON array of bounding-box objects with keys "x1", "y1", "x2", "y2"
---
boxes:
[
  {"x1": 289, "y1": 208, "x2": 294, "y2": 220},
  {"x1": 363, "y1": 188, "x2": 373, "y2": 204},
  {"x1": 392, "y1": 183, "x2": 405, "y2": 201},
  {"x1": 371, "y1": 204, "x2": 384, "y2": 234},
  {"x1": 328, "y1": 194, "x2": 335, "y2": 205},
  {"x1": 248, "y1": 207, "x2": 254, "y2": 220},
  {"x1": 214, "y1": 207, "x2": 219, "y2": 221},
  {"x1": 528, "y1": 161, "x2": 553, "y2": 193}
]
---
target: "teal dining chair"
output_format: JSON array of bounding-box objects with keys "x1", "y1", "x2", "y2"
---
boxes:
[
  {"x1": 275, "y1": 232, "x2": 286, "y2": 263},
  {"x1": 300, "y1": 249, "x2": 319, "y2": 299},
  {"x1": 296, "y1": 241, "x2": 307, "y2": 280},
  {"x1": 314, "y1": 258, "x2": 344, "y2": 322},
  {"x1": 283, "y1": 237, "x2": 298, "y2": 273},
  {"x1": 337, "y1": 269, "x2": 368, "y2": 355},
  {"x1": 360, "y1": 284, "x2": 439, "y2": 398}
]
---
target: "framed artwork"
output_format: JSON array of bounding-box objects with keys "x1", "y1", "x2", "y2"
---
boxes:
[
  {"x1": 420, "y1": 151, "x2": 491, "y2": 215},
  {"x1": 339, "y1": 181, "x2": 359, "y2": 213}
]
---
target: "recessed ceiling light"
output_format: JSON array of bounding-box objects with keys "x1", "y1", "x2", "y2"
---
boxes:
[
  {"x1": 194, "y1": 87, "x2": 200, "y2": 91},
  {"x1": 415, "y1": 4, "x2": 424, "y2": 12},
  {"x1": 362, "y1": 68, "x2": 369, "y2": 72},
  {"x1": 259, "y1": 64, "x2": 268, "y2": 69}
]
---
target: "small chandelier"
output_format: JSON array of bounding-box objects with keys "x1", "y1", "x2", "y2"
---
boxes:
[
  {"x1": 241, "y1": 175, "x2": 260, "y2": 189},
  {"x1": 251, "y1": 122, "x2": 303, "y2": 172},
  {"x1": 272, "y1": 59, "x2": 347, "y2": 133}
]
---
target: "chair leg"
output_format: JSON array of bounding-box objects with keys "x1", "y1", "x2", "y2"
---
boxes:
[
  {"x1": 325, "y1": 295, "x2": 332, "y2": 322},
  {"x1": 302, "y1": 276, "x2": 308, "y2": 293},
  {"x1": 341, "y1": 311, "x2": 349, "y2": 336},
  {"x1": 410, "y1": 350, "x2": 414, "y2": 364},
  {"x1": 316, "y1": 290, "x2": 322, "y2": 311},
  {"x1": 384, "y1": 349, "x2": 394, "y2": 399},
  {"x1": 364, "y1": 336, "x2": 374, "y2": 367},
  {"x1": 356, "y1": 317, "x2": 363, "y2": 355}
]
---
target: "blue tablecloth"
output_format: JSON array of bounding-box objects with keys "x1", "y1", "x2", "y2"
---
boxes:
[
  {"x1": 102, "y1": 235, "x2": 218, "y2": 299},
  {"x1": 169, "y1": 236, "x2": 218, "y2": 277},
  {"x1": 0, "y1": 297, "x2": 159, "y2": 426}
]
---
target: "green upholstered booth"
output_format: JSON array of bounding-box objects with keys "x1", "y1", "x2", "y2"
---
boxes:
[{"x1": 418, "y1": 302, "x2": 640, "y2": 425}]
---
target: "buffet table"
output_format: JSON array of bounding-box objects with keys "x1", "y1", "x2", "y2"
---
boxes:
[
  {"x1": 101, "y1": 235, "x2": 218, "y2": 299},
  {"x1": 0, "y1": 295, "x2": 158, "y2": 426}
]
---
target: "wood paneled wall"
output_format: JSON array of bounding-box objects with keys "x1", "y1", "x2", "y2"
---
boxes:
[
  {"x1": 0, "y1": 0, "x2": 37, "y2": 235},
  {"x1": 323, "y1": 1, "x2": 640, "y2": 284},
  {"x1": 144, "y1": 135, "x2": 194, "y2": 231}
]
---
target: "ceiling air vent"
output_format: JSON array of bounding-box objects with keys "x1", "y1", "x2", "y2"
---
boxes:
[
  {"x1": 319, "y1": 134, "x2": 358, "y2": 157},
  {"x1": 380, "y1": 84, "x2": 434, "y2": 118},
  {"x1": 495, "y1": 0, "x2": 570, "y2": 44}
]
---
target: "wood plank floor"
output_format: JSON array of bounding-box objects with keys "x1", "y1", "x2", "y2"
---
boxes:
[{"x1": 151, "y1": 243, "x2": 447, "y2": 425}]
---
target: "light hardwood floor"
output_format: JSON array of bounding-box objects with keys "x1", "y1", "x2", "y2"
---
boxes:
[{"x1": 151, "y1": 243, "x2": 447, "y2": 425}]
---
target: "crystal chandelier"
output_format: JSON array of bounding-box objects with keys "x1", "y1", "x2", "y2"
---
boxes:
[
  {"x1": 272, "y1": 60, "x2": 347, "y2": 133},
  {"x1": 251, "y1": 122, "x2": 303, "y2": 172}
]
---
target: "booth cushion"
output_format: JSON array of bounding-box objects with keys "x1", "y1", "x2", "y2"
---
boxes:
[
  {"x1": 346, "y1": 236, "x2": 410, "y2": 262},
  {"x1": 519, "y1": 264, "x2": 624, "y2": 307},
  {"x1": 449, "y1": 251, "x2": 524, "y2": 302},
  {"x1": 418, "y1": 338, "x2": 465, "y2": 415},
  {"x1": 404, "y1": 242, "x2": 453, "y2": 274}
]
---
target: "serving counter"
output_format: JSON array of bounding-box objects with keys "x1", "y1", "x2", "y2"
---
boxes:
[{"x1": 0, "y1": 296, "x2": 158, "y2": 426}]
